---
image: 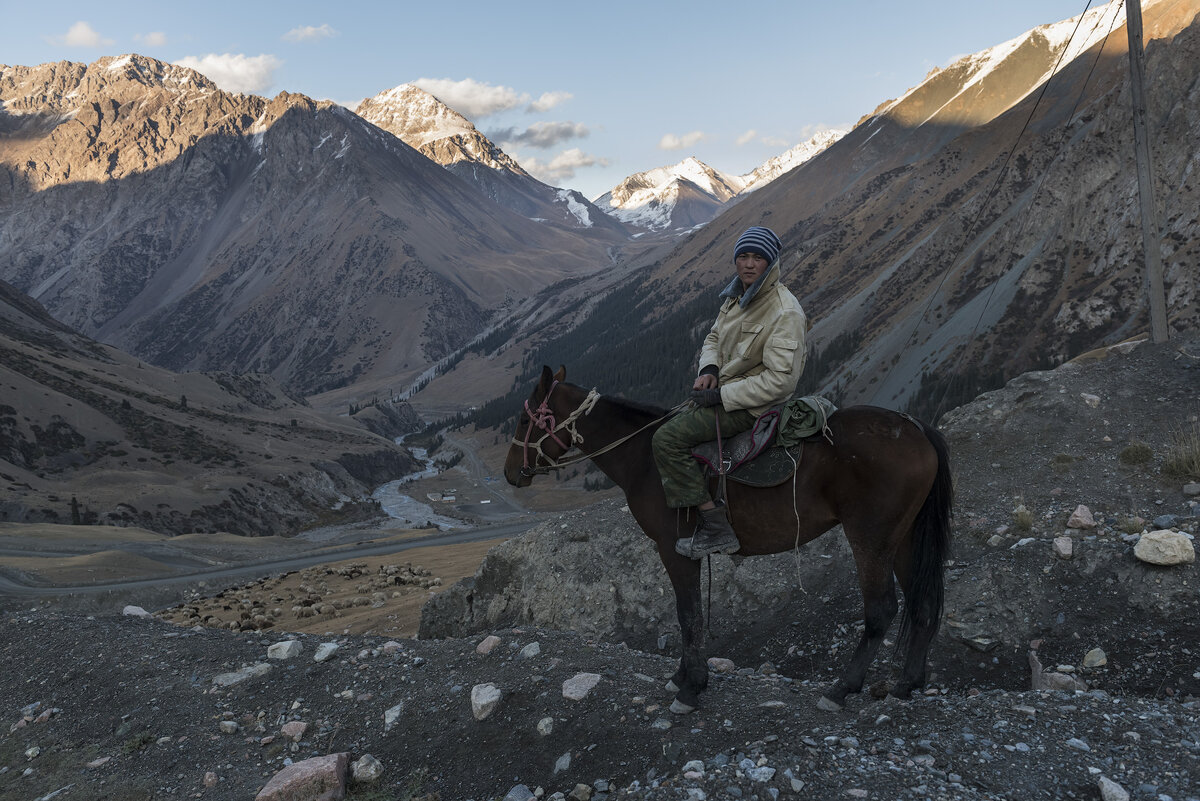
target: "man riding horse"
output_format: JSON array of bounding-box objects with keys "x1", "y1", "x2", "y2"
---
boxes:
[{"x1": 652, "y1": 225, "x2": 807, "y2": 558}]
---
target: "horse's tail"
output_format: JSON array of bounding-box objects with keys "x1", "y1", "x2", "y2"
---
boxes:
[{"x1": 897, "y1": 423, "x2": 953, "y2": 650}]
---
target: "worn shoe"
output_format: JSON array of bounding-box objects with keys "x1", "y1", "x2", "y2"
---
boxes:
[{"x1": 675, "y1": 505, "x2": 740, "y2": 559}]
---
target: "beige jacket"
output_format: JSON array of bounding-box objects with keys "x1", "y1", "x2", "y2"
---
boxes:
[{"x1": 699, "y1": 263, "x2": 807, "y2": 416}]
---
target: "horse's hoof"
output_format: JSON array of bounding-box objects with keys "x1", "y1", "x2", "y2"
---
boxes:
[
  {"x1": 816, "y1": 695, "x2": 844, "y2": 712},
  {"x1": 670, "y1": 698, "x2": 697, "y2": 715},
  {"x1": 665, "y1": 679, "x2": 680, "y2": 693}
]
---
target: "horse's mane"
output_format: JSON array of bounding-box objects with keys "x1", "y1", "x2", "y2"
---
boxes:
[{"x1": 597, "y1": 394, "x2": 669, "y2": 422}]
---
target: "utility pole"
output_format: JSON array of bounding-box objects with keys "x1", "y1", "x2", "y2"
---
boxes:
[{"x1": 1125, "y1": 0, "x2": 1170, "y2": 343}]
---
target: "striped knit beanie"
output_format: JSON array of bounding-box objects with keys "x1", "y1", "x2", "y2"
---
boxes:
[{"x1": 733, "y1": 226, "x2": 782, "y2": 265}]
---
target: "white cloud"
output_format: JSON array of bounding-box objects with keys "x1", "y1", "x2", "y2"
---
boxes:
[
  {"x1": 658, "y1": 131, "x2": 707, "y2": 151},
  {"x1": 736, "y1": 129, "x2": 757, "y2": 146},
  {"x1": 528, "y1": 91, "x2": 572, "y2": 112},
  {"x1": 761, "y1": 135, "x2": 790, "y2": 148},
  {"x1": 173, "y1": 53, "x2": 283, "y2": 94},
  {"x1": 135, "y1": 31, "x2": 168, "y2": 47},
  {"x1": 50, "y1": 21, "x2": 114, "y2": 48},
  {"x1": 413, "y1": 77, "x2": 528, "y2": 118},
  {"x1": 488, "y1": 121, "x2": 589, "y2": 149},
  {"x1": 283, "y1": 24, "x2": 337, "y2": 43},
  {"x1": 520, "y1": 148, "x2": 609, "y2": 183}
]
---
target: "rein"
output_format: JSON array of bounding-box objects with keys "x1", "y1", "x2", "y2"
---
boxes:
[{"x1": 513, "y1": 382, "x2": 684, "y2": 476}]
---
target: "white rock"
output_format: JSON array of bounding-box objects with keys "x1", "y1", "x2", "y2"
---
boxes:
[
  {"x1": 218, "y1": 721, "x2": 237, "y2": 734},
  {"x1": 471, "y1": 683, "x2": 502, "y2": 720},
  {"x1": 476, "y1": 635, "x2": 501, "y2": 655},
  {"x1": 211, "y1": 662, "x2": 271, "y2": 687},
  {"x1": 1053, "y1": 537, "x2": 1073, "y2": 559},
  {"x1": 1067, "y1": 505, "x2": 1096, "y2": 529},
  {"x1": 121, "y1": 605, "x2": 150, "y2": 617},
  {"x1": 553, "y1": 752, "x2": 571, "y2": 774},
  {"x1": 351, "y1": 753, "x2": 384, "y2": 784},
  {"x1": 1083, "y1": 647, "x2": 1107, "y2": 667},
  {"x1": 383, "y1": 703, "x2": 403, "y2": 733},
  {"x1": 1134, "y1": 529, "x2": 1196, "y2": 565},
  {"x1": 1080, "y1": 393, "x2": 1100, "y2": 407},
  {"x1": 519, "y1": 642, "x2": 541, "y2": 659},
  {"x1": 537, "y1": 717, "x2": 554, "y2": 736},
  {"x1": 313, "y1": 643, "x2": 340, "y2": 663},
  {"x1": 562, "y1": 673, "x2": 601, "y2": 701},
  {"x1": 1098, "y1": 775, "x2": 1129, "y2": 801},
  {"x1": 267, "y1": 640, "x2": 303, "y2": 660},
  {"x1": 707, "y1": 657, "x2": 736, "y2": 673}
]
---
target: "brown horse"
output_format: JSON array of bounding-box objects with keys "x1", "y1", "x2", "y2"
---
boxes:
[{"x1": 504, "y1": 366, "x2": 953, "y2": 714}]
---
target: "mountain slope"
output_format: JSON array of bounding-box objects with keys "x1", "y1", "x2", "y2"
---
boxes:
[
  {"x1": 0, "y1": 278, "x2": 416, "y2": 535},
  {"x1": 355, "y1": 83, "x2": 630, "y2": 237},
  {"x1": 0, "y1": 56, "x2": 621, "y2": 396},
  {"x1": 488, "y1": 0, "x2": 1198, "y2": 416}
]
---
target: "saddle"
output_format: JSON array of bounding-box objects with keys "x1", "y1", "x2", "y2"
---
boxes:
[{"x1": 691, "y1": 396, "x2": 836, "y2": 488}]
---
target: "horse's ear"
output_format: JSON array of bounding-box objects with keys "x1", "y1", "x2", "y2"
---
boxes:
[
  {"x1": 538, "y1": 365, "x2": 555, "y2": 392},
  {"x1": 553, "y1": 365, "x2": 566, "y2": 383}
]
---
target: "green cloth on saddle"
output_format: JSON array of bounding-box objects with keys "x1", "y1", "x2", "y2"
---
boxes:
[{"x1": 776, "y1": 395, "x2": 838, "y2": 448}]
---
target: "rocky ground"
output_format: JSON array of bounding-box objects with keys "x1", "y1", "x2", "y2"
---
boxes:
[{"x1": 1, "y1": 335, "x2": 1198, "y2": 801}]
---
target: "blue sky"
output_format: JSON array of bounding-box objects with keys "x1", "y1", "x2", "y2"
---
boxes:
[{"x1": 2, "y1": 0, "x2": 1104, "y2": 199}]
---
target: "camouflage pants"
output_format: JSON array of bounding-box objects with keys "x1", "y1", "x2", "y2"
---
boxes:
[{"x1": 651, "y1": 404, "x2": 757, "y2": 509}]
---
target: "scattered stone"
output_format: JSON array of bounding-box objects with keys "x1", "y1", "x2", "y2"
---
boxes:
[
  {"x1": 313, "y1": 643, "x2": 340, "y2": 663},
  {"x1": 280, "y1": 721, "x2": 308, "y2": 742},
  {"x1": 86, "y1": 757, "x2": 110, "y2": 769},
  {"x1": 1067, "y1": 505, "x2": 1096, "y2": 529},
  {"x1": 1098, "y1": 775, "x2": 1130, "y2": 801},
  {"x1": 1080, "y1": 392, "x2": 1100, "y2": 407},
  {"x1": 218, "y1": 721, "x2": 238, "y2": 734},
  {"x1": 1183, "y1": 483, "x2": 1200, "y2": 497},
  {"x1": 203, "y1": 771, "x2": 218, "y2": 788},
  {"x1": 121, "y1": 605, "x2": 150, "y2": 618},
  {"x1": 562, "y1": 673, "x2": 601, "y2": 701},
  {"x1": 519, "y1": 642, "x2": 542, "y2": 660},
  {"x1": 383, "y1": 704, "x2": 403, "y2": 733},
  {"x1": 1066, "y1": 737, "x2": 1090, "y2": 751},
  {"x1": 25, "y1": 746, "x2": 40, "y2": 760},
  {"x1": 254, "y1": 753, "x2": 349, "y2": 801},
  {"x1": 471, "y1": 683, "x2": 502, "y2": 720},
  {"x1": 553, "y1": 752, "x2": 571, "y2": 774},
  {"x1": 381, "y1": 641, "x2": 403, "y2": 654},
  {"x1": 537, "y1": 717, "x2": 554, "y2": 736},
  {"x1": 987, "y1": 534, "x2": 1005, "y2": 547},
  {"x1": 707, "y1": 658, "x2": 736, "y2": 673},
  {"x1": 568, "y1": 784, "x2": 592, "y2": 801},
  {"x1": 1153, "y1": 514, "x2": 1180, "y2": 529},
  {"x1": 476, "y1": 635, "x2": 501, "y2": 655},
  {"x1": 504, "y1": 785, "x2": 536, "y2": 801},
  {"x1": 1083, "y1": 647, "x2": 1107, "y2": 668},
  {"x1": 1134, "y1": 530, "x2": 1195, "y2": 565},
  {"x1": 266, "y1": 640, "x2": 303, "y2": 660},
  {"x1": 1053, "y1": 537, "x2": 1073, "y2": 560},
  {"x1": 351, "y1": 753, "x2": 383, "y2": 784}
]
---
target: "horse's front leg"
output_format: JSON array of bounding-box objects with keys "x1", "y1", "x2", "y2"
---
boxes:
[{"x1": 659, "y1": 544, "x2": 707, "y2": 714}]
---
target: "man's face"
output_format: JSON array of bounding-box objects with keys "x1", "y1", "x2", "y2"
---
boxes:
[{"x1": 736, "y1": 252, "x2": 770, "y2": 289}]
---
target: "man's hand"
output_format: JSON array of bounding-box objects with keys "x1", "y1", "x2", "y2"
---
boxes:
[
  {"x1": 693, "y1": 373, "x2": 718, "y2": 391},
  {"x1": 689, "y1": 388, "x2": 723, "y2": 408}
]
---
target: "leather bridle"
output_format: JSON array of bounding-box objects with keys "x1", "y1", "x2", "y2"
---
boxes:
[{"x1": 512, "y1": 380, "x2": 601, "y2": 477}]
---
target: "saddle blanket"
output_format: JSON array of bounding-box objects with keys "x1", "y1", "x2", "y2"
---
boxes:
[{"x1": 691, "y1": 396, "x2": 837, "y2": 488}]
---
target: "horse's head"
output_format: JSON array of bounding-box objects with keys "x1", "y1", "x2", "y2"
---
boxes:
[{"x1": 504, "y1": 365, "x2": 576, "y2": 487}]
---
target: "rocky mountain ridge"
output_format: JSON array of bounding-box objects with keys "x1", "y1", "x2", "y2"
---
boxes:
[
  {"x1": 0, "y1": 278, "x2": 420, "y2": 535},
  {"x1": 356, "y1": 83, "x2": 630, "y2": 237},
  {"x1": 0, "y1": 55, "x2": 624, "y2": 397}
]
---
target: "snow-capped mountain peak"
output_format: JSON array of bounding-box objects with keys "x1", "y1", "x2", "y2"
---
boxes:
[{"x1": 355, "y1": 83, "x2": 477, "y2": 150}]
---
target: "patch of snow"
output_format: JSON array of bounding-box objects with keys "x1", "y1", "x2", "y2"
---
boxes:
[
  {"x1": 106, "y1": 55, "x2": 133, "y2": 72},
  {"x1": 556, "y1": 189, "x2": 593, "y2": 227},
  {"x1": 333, "y1": 133, "x2": 350, "y2": 159},
  {"x1": 314, "y1": 133, "x2": 332, "y2": 150}
]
